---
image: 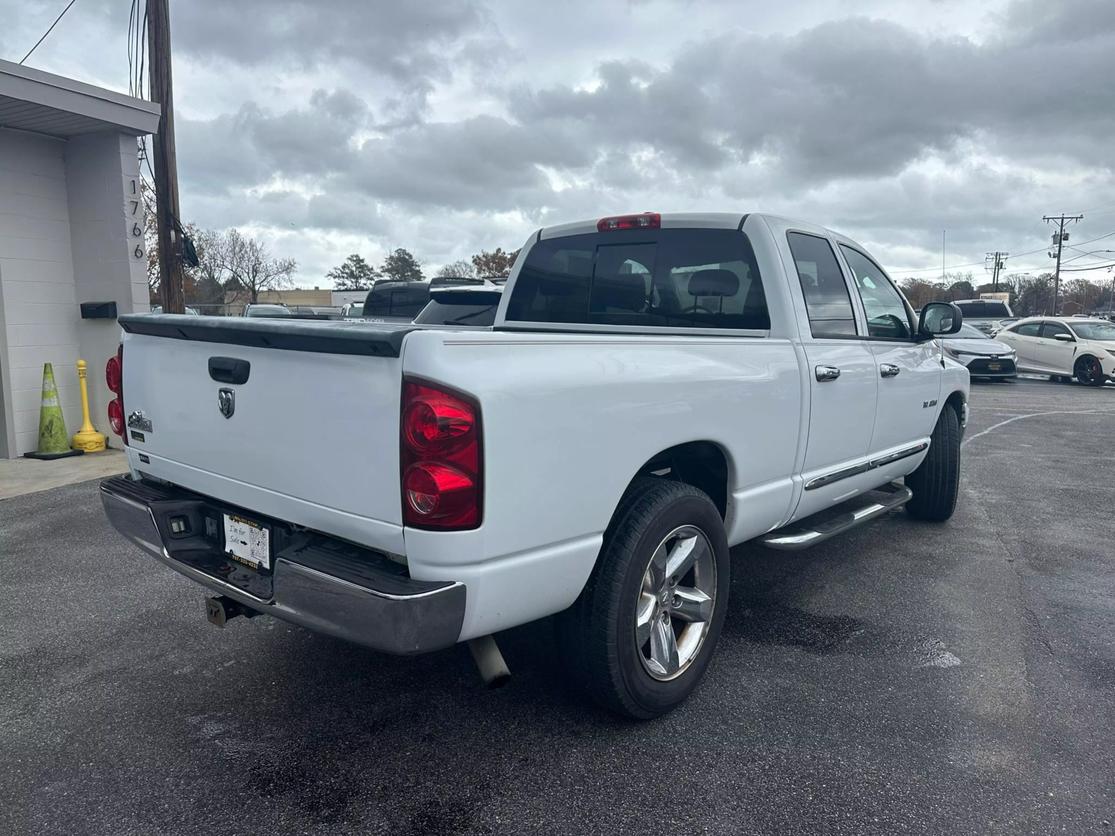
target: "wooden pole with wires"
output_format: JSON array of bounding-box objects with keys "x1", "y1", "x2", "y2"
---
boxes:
[{"x1": 147, "y1": 0, "x2": 185, "y2": 314}]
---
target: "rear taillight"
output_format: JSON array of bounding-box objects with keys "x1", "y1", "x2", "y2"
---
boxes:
[
  {"x1": 401, "y1": 378, "x2": 482, "y2": 529},
  {"x1": 106, "y1": 344, "x2": 126, "y2": 443},
  {"x1": 597, "y1": 212, "x2": 660, "y2": 232}
]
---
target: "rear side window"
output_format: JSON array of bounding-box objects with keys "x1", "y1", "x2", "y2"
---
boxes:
[
  {"x1": 1011, "y1": 321, "x2": 1041, "y2": 337},
  {"x1": 1040, "y1": 321, "x2": 1070, "y2": 338},
  {"x1": 839, "y1": 245, "x2": 913, "y2": 340},
  {"x1": 364, "y1": 283, "x2": 430, "y2": 318},
  {"x1": 505, "y1": 228, "x2": 769, "y2": 330},
  {"x1": 786, "y1": 232, "x2": 857, "y2": 338}
]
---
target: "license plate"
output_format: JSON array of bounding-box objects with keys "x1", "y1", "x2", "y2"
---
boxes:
[
  {"x1": 223, "y1": 513, "x2": 270, "y2": 570},
  {"x1": 987, "y1": 362, "x2": 1002, "y2": 371}
]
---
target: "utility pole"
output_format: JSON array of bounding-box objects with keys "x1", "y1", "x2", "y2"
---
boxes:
[
  {"x1": 147, "y1": 0, "x2": 185, "y2": 314},
  {"x1": 941, "y1": 230, "x2": 946, "y2": 282},
  {"x1": 985, "y1": 251, "x2": 1009, "y2": 292},
  {"x1": 1043, "y1": 213, "x2": 1083, "y2": 316}
]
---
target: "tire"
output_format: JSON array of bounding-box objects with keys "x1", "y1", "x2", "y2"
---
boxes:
[
  {"x1": 1074, "y1": 355, "x2": 1106, "y2": 387},
  {"x1": 557, "y1": 478, "x2": 729, "y2": 719},
  {"x1": 905, "y1": 405, "x2": 961, "y2": 522}
]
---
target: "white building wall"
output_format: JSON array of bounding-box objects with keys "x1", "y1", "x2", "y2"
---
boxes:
[
  {"x1": 0, "y1": 129, "x2": 81, "y2": 456},
  {"x1": 66, "y1": 132, "x2": 150, "y2": 438},
  {"x1": 0, "y1": 129, "x2": 148, "y2": 457}
]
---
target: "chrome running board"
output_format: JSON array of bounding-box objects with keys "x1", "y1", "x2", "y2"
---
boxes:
[{"x1": 759, "y1": 483, "x2": 913, "y2": 551}]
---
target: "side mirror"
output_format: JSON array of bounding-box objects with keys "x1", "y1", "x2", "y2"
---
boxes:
[
  {"x1": 1052, "y1": 333, "x2": 1074, "y2": 342},
  {"x1": 918, "y1": 301, "x2": 963, "y2": 338}
]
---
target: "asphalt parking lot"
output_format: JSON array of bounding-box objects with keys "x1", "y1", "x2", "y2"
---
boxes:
[{"x1": 2, "y1": 377, "x2": 1113, "y2": 835}]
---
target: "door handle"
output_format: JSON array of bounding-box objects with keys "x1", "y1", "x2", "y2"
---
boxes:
[
  {"x1": 815, "y1": 365, "x2": 841, "y2": 382},
  {"x1": 880, "y1": 363, "x2": 901, "y2": 378}
]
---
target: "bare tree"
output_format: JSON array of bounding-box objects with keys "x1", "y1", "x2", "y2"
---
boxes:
[
  {"x1": 435, "y1": 260, "x2": 476, "y2": 279},
  {"x1": 222, "y1": 229, "x2": 297, "y2": 303},
  {"x1": 143, "y1": 181, "x2": 160, "y2": 298},
  {"x1": 898, "y1": 277, "x2": 942, "y2": 310}
]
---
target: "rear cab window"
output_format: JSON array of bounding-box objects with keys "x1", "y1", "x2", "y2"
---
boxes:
[
  {"x1": 956, "y1": 300, "x2": 1011, "y2": 318},
  {"x1": 505, "y1": 228, "x2": 769, "y2": 331}
]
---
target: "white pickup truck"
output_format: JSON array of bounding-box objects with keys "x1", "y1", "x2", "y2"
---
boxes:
[{"x1": 101, "y1": 212, "x2": 969, "y2": 718}]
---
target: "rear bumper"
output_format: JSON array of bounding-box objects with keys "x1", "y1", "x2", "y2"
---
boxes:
[{"x1": 100, "y1": 475, "x2": 465, "y2": 654}]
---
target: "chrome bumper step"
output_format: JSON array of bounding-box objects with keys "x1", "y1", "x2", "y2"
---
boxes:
[{"x1": 759, "y1": 483, "x2": 912, "y2": 551}]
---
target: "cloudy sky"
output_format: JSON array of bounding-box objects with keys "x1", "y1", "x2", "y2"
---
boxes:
[{"x1": 4, "y1": 0, "x2": 1115, "y2": 286}]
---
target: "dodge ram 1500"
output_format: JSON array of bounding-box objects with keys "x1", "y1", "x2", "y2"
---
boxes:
[{"x1": 101, "y1": 212, "x2": 968, "y2": 718}]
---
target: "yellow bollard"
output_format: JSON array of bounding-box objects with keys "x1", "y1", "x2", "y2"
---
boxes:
[{"x1": 71, "y1": 359, "x2": 107, "y2": 452}]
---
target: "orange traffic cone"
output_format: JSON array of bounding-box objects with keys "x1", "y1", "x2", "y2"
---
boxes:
[{"x1": 24, "y1": 362, "x2": 83, "y2": 460}]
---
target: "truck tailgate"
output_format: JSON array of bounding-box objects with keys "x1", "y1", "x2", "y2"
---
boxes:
[{"x1": 118, "y1": 315, "x2": 411, "y2": 552}]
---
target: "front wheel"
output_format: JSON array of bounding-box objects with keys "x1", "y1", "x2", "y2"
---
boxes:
[
  {"x1": 905, "y1": 405, "x2": 961, "y2": 522},
  {"x1": 557, "y1": 478, "x2": 729, "y2": 719},
  {"x1": 1075, "y1": 356, "x2": 1106, "y2": 387}
]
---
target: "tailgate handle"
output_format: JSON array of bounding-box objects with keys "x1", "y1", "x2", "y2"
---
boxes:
[{"x1": 208, "y1": 356, "x2": 250, "y2": 385}]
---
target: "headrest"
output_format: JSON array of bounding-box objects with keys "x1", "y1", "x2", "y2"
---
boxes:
[
  {"x1": 592, "y1": 274, "x2": 647, "y2": 312},
  {"x1": 688, "y1": 269, "x2": 739, "y2": 297}
]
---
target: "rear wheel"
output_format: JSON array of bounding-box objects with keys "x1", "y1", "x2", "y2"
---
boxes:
[
  {"x1": 905, "y1": 405, "x2": 961, "y2": 522},
  {"x1": 1074, "y1": 356, "x2": 1106, "y2": 387},
  {"x1": 557, "y1": 478, "x2": 729, "y2": 719}
]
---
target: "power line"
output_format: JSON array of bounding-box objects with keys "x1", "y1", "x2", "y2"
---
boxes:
[
  {"x1": 901, "y1": 229, "x2": 1115, "y2": 277},
  {"x1": 19, "y1": 0, "x2": 79, "y2": 64}
]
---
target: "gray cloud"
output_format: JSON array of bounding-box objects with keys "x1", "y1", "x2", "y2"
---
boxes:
[{"x1": 12, "y1": 0, "x2": 1112, "y2": 280}]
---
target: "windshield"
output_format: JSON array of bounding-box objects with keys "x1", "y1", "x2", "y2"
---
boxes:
[
  {"x1": 1068, "y1": 321, "x2": 1115, "y2": 341},
  {"x1": 245, "y1": 305, "x2": 290, "y2": 317},
  {"x1": 941, "y1": 323, "x2": 989, "y2": 340}
]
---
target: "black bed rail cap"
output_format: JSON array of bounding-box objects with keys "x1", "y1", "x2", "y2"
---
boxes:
[{"x1": 119, "y1": 314, "x2": 413, "y2": 358}]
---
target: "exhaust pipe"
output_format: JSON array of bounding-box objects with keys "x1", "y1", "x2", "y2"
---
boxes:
[
  {"x1": 205, "y1": 595, "x2": 258, "y2": 628},
  {"x1": 467, "y1": 635, "x2": 511, "y2": 688}
]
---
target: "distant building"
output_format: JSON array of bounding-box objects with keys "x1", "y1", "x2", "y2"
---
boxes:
[{"x1": 0, "y1": 59, "x2": 159, "y2": 457}]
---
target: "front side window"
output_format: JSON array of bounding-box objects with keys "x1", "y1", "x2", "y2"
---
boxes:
[
  {"x1": 505, "y1": 228, "x2": 769, "y2": 330},
  {"x1": 840, "y1": 245, "x2": 913, "y2": 340},
  {"x1": 786, "y1": 232, "x2": 857, "y2": 338},
  {"x1": 1040, "y1": 321, "x2": 1071, "y2": 339}
]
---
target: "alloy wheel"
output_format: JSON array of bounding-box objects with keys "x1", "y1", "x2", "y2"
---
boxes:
[{"x1": 635, "y1": 525, "x2": 717, "y2": 681}]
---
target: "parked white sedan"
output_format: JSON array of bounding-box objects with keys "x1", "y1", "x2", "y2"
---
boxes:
[
  {"x1": 995, "y1": 317, "x2": 1115, "y2": 386},
  {"x1": 938, "y1": 324, "x2": 1017, "y2": 380}
]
